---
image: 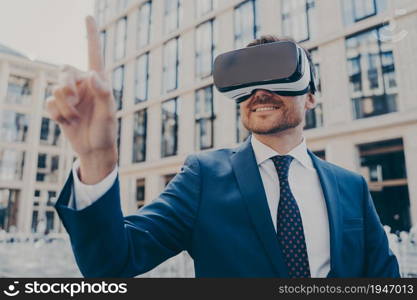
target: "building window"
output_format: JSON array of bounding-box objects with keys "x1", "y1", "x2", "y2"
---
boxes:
[
  {"x1": 6, "y1": 75, "x2": 32, "y2": 105},
  {"x1": 44, "y1": 82, "x2": 54, "y2": 101},
  {"x1": 114, "y1": 17, "x2": 127, "y2": 61},
  {"x1": 113, "y1": 65, "x2": 125, "y2": 110},
  {"x1": 342, "y1": 0, "x2": 388, "y2": 24},
  {"x1": 133, "y1": 109, "x2": 147, "y2": 163},
  {"x1": 195, "y1": 0, "x2": 218, "y2": 18},
  {"x1": 358, "y1": 138, "x2": 410, "y2": 232},
  {"x1": 346, "y1": 26, "x2": 397, "y2": 119},
  {"x1": 136, "y1": 178, "x2": 145, "y2": 209},
  {"x1": 117, "y1": 118, "x2": 122, "y2": 162},
  {"x1": 31, "y1": 190, "x2": 57, "y2": 233},
  {"x1": 137, "y1": 1, "x2": 152, "y2": 49},
  {"x1": 0, "y1": 149, "x2": 25, "y2": 181},
  {"x1": 100, "y1": 30, "x2": 107, "y2": 65},
  {"x1": 0, "y1": 189, "x2": 19, "y2": 232},
  {"x1": 234, "y1": 0, "x2": 260, "y2": 48},
  {"x1": 304, "y1": 103, "x2": 323, "y2": 130},
  {"x1": 313, "y1": 150, "x2": 326, "y2": 160},
  {"x1": 36, "y1": 153, "x2": 59, "y2": 183},
  {"x1": 0, "y1": 111, "x2": 29, "y2": 143},
  {"x1": 96, "y1": 0, "x2": 109, "y2": 27},
  {"x1": 236, "y1": 103, "x2": 250, "y2": 143},
  {"x1": 40, "y1": 118, "x2": 61, "y2": 146},
  {"x1": 162, "y1": 37, "x2": 179, "y2": 93},
  {"x1": 164, "y1": 0, "x2": 181, "y2": 34},
  {"x1": 161, "y1": 98, "x2": 179, "y2": 157},
  {"x1": 135, "y1": 53, "x2": 149, "y2": 103},
  {"x1": 281, "y1": 0, "x2": 317, "y2": 42},
  {"x1": 196, "y1": 19, "x2": 215, "y2": 79},
  {"x1": 164, "y1": 173, "x2": 176, "y2": 186},
  {"x1": 195, "y1": 86, "x2": 215, "y2": 150},
  {"x1": 305, "y1": 48, "x2": 323, "y2": 130}
]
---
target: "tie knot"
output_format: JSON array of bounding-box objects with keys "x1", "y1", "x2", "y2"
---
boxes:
[{"x1": 271, "y1": 155, "x2": 293, "y2": 180}]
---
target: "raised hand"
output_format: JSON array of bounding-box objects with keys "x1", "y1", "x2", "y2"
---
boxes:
[{"x1": 46, "y1": 16, "x2": 117, "y2": 184}]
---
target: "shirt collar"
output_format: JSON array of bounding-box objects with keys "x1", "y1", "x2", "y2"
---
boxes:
[{"x1": 250, "y1": 134, "x2": 315, "y2": 171}]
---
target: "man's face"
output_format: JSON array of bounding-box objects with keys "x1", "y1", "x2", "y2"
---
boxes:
[{"x1": 240, "y1": 89, "x2": 310, "y2": 135}]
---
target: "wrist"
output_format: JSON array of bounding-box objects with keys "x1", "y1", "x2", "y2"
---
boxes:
[{"x1": 78, "y1": 147, "x2": 118, "y2": 184}]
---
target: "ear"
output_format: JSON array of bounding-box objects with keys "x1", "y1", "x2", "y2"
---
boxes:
[{"x1": 305, "y1": 93, "x2": 316, "y2": 110}]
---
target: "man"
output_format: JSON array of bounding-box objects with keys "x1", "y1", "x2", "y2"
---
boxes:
[{"x1": 49, "y1": 17, "x2": 400, "y2": 278}]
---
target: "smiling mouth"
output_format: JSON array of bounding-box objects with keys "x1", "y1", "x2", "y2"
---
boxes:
[{"x1": 251, "y1": 106, "x2": 280, "y2": 112}]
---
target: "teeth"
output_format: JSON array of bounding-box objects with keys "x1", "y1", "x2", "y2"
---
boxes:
[{"x1": 254, "y1": 106, "x2": 278, "y2": 112}]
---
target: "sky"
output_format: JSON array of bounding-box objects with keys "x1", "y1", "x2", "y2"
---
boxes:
[{"x1": 0, "y1": 0, "x2": 95, "y2": 70}]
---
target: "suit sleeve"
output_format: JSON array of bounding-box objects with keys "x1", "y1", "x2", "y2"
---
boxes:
[
  {"x1": 361, "y1": 176, "x2": 401, "y2": 277},
  {"x1": 55, "y1": 154, "x2": 201, "y2": 277}
]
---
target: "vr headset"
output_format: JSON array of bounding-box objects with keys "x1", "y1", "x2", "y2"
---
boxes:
[{"x1": 213, "y1": 41, "x2": 317, "y2": 103}]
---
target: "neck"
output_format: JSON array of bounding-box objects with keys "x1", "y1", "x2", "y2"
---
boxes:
[{"x1": 252, "y1": 127, "x2": 304, "y2": 155}]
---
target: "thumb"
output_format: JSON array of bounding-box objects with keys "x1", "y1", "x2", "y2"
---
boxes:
[{"x1": 87, "y1": 71, "x2": 112, "y2": 100}]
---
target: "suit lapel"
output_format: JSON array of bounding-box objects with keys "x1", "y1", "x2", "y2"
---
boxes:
[
  {"x1": 231, "y1": 137, "x2": 289, "y2": 277},
  {"x1": 307, "y1": 150, "x2": 343, "y2": 277}
]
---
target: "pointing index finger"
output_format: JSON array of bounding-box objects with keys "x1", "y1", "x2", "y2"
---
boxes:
[{"x1": 86, "y1": 16, "x2": 104, "y2": 74}]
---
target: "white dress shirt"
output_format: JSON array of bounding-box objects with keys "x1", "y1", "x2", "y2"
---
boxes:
[
  {"x1": 251, "y1": 134, "x2": 330, "y2": 277},
  {"x1": 70, "y1": 135, "x2": 331, "y2": 277}
]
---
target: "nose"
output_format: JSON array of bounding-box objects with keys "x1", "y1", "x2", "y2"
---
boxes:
[{"x1": 252, "y1": 89, "x2": 272, "y2": 97}]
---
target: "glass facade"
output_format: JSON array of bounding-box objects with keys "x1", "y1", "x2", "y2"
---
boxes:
[
  {"x1": 6, "y1": 75, "x2": 32, "y2": 105},
  {"x1": 236, "y1": 104, "x2": 250, "y2": 143},
  {"x1": 137, "y1": 1, "x2": 152, "y2": 49},
  {"x1": 136, "y1": 178, "x2": 145, "y2": 209},
  {"x1": 135, "y1": 53, "x2": 149, "y2": 103},
  {"x1": 0, "y1": 111, "x2": 29, "y2": 143},
  {"x1": 100, "y1": 30, "x2": 107, "y2": 65},
  {"x1": 195, "y1": 19, "x2": 215, "y2": 79},
  {"x1": 31, "y1": 190, "x2": 57, "y2": 233},
  {"x1": 162, "y1": 37, "x2": 179, "y2": 93},
  {"x1": 114, "y1": 17, "x2": 127, "y2": 61},
  {"x1": 342, "y1": 0, "x2": 388, "y2": 24},
  {"x1": 234, "y1": 0, "x2": 260, "y2": 48},
  {"x1": 195, "y1": 0, "x2": 217, "y2": 18},
  {"x1": 195, "y1": 86, "x2": 215, "y2": 150},
  {"x1": 358, "y1": 139, "x2": 410, "y2": 232},
  {"x1": 113, "y1": 65, "x2": 125, "y2": 110},
  {"x1": 346, "y1": 26, "x2": 397, "y2": 119},
  {"x1": 96, "y1": 0, "x2": 109, "y2": 27},
  {"x1": 281, "y1": 0, "x2": 317, "y2": 42},
  {"x1": 39, "y1": 117, "x2": 61, "y2": 146},
  {"x1": 36, "y1": 153, "x2": 59, "y2": 183},
  {"x1": 161, "y1": 98, "x2": 178, "y2": 157},
  {"x1": 304, "y1": 48, "x2": 323, "y2": 130},
  {"x1": 164, "y1": 0, "x2": 181, "y2": 34},
  {"x1": 117, "y1": 118, "x2": 122, "y2": 161},
  {"x1": 0, "y1": 149, "x2": 25, "y2": 181},
  {"x1": 133, "y1": 109, "x2": 147, "y2": 163},
  {"x1": 0, "y1": 189, "x2": 19, "y2": 232}
]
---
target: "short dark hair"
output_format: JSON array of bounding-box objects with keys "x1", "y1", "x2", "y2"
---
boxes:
[{"x1": 246, "y1": 35, "x2": 316, "y2": 90}]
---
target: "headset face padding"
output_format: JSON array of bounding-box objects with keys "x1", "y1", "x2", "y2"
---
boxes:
[{"x1": 213, "y1": 40, "x2": 316, "y2": 103}]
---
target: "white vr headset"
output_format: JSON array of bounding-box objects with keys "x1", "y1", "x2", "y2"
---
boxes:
[{"x1": 213, "y1": 41, "x2": 317, "y2": 103}]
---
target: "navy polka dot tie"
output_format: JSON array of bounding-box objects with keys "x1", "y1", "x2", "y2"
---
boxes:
[{"x1": 271, "y1": 155, "x2": 311, "y2": 278}]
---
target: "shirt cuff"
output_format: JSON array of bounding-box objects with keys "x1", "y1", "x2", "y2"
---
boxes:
[{"x1": 71, "y1": 159, "x2": 118, "y2": 210}]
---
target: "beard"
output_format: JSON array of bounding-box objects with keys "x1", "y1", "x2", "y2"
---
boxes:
[{"x1": 241, "y1": 93, "x2": 304, "y2": 135}]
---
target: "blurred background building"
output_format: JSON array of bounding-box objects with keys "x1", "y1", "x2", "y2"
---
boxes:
[
  {"x1": 94, "y1": 0, "x2": 417, "y2": 233},
  {"x1": 0, "y1": 0, "x2": 416, "y2": 236},
  {"x1": 0, "y1": 45, "x2": 74, "y2": 234}
]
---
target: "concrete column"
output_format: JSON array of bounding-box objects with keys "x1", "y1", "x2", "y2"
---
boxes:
[
  {"x1": 147, "y1": 102, "x2": 161, "y2": 162},
  {"x1": 325, "y1": 138, "x2": 358, "y2": 172},
  {"x1": 177, "y1": 91, "x2": 195, "y2": 155},
  {"x1": 403, "y1": 125, "x2": 417, "y2": 225},
  {"x1": 145, "y1": 173, "x2": 163, "y2": 205},
  {"x1": 18, "y1": 70, "x2": 46, "y2": 233},
  {"x1": 0, "y1": 61, "x2": 9, "y2": 105},
  {"x1": 320, "y1": 39, "x2": 352, "y2": 126}
]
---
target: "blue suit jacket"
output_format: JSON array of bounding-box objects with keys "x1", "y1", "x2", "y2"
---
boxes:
[{"x1": 55, "y1": 137, "x2": 400, "y2": 277}]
